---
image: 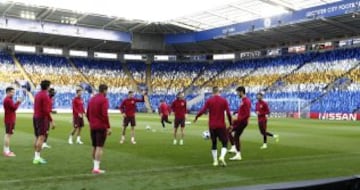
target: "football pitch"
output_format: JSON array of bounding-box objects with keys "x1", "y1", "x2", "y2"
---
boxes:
[{"x1": 0, "y1": 113, "x2": 359, "y2": 190}]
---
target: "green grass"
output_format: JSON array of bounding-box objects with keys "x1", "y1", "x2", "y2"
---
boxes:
[{"x1": 0, "y1": 113, "x2": 359, "y2": 190}]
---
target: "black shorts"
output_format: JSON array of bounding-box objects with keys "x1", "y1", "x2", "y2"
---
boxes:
[
  {"x1": 210, "y1": 128, "x2": 227, "y2": 144},
  {"x1": 232, "y1": 119, "x2": 248, "y2": 136},
  {"x1": 73, "y1": 117, "x2": 84, "y2": 128},
  {"x1": 258, "y1": 120, "x2": 267, "y2": 135},
  {"x1": 5, "y1": 123, "x2": 15, "y2": 135},
  {"x1": 123, "y1": 116, "x2": 136, "y2": 127},
  {"x1": 91, "y1": 129, "x2": 107, "y2": 147},
  {"x1": 33, "y1": 117, "x2": 49, "y2": 137},
  {"x1": 174, "y1": 118, "x2": 185, "y2": 128},
  {"x1": 161, "y1": 115, "x2": 169, "y2": 121}
]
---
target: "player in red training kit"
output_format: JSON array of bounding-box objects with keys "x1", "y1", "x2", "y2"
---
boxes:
[
  {"x1": 68, "y1": 88, "x2": 85, "y2": 145},
  {"x1": 171, "y1": 92, "x2": 187, "y2": 145},
  {"x1": 3, "y1": 87, "x2": 22, "y2": 157},
  {"x1": 119, "y1": 91, "x2": 145, "y2": 144},
  {"x1": 194, "y1": 87, "x2": 232, "y2": 167},
  {"x1": 86, "y1": 84, "x2": 112, "y2": 174},
  {"x1": 159, "y1": 99, "x2": 172, "y2": 128},
  {"x1": 33, "y1": 80, "x2": 52, "y2": 164},
  {"x1": 228, "y1": 86, "x2": 251, "y2": 161},
  {"x1": 256, "y1": 92, "x2": 279, "y2": 149},
  {"x1": 42, "y1": 88, "x2": 56, "y2": 149}
]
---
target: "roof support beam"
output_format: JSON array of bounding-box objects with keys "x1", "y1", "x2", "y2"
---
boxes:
[
  {"x1": 2, "y1": 2, "x2": 15, "y2": 17},
  {"x1": 92, "y1": 41, "x2": 106, "y2": 50},
  {"x1": 228, "y1": 4, "x2": 263, "y2": 17},
  {"x1": 168, "y1": 21, "x2": 202, "y2": 31},
  {"x1": 36, "y1": 7, "x2": 56, "y2": 20},
  {"x1": 159, "y1": 24, "x2": 177, "y2": 34},
  {"x1": 259, "y1": 0, "x2": 296, "y2": 12},
  {"x1": 40, "y1": 36, "x2": 55, "y2": 45},
  {"x1": 320, "y1": 18, "x2": 360, "y2": 35},
  {"x1": 67, "y1": 38, "x2": 82, "y2": 49},
  {"x1": 102, "y1": 18, "x2": 120, "y2": 29},
  {"x1": 128, "y1": 23, "x2": 146, "y2": 31},
  {"x1": 10, "y1": 31, "x2": 25, "y2": 43},
  {"x1": 76, "y1": 14, "x2": 89, "y2": 23},
  {"x1": 205, "y1": 11, "x2": 238, "y2": 23},
  {"x1": 182, "y1": 17, "x2": 216, "y2": 28}
]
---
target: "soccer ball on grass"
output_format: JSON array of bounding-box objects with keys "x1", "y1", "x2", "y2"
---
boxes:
[{"x1": 202, "y1": 131, "x2": 210, "y2": 140}]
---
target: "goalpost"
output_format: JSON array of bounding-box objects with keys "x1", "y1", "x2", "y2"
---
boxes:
[{"x1": 265, "y1": 98, "x2": 311, "y2": 119}]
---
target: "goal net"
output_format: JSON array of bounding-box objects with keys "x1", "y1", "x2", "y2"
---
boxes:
[{"x1": 265, "y1": 98, "x2": 310, "y2": 119}]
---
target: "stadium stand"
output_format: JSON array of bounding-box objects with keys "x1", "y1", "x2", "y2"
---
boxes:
[
  {"x1": 0, "y1": 51, "x2": 24, "y2": 83},
  {"x1": 71, "y1": 58, "x2": 130, "y2": 91},
  {"x1": 1, "y1": 47, "x2": 359, "y2": 114},
  {"x1": 125, "y1": 61, "x2": 147, "y2": 84},
  {"x1": 16, "y1": 53, "x2": 84, "y2": 86},
  {"x1": 151, "y1": 61, "x2": 209, "y2": 93}
]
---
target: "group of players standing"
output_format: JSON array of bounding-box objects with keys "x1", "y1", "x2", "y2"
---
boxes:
[
  {"x1": 194, "y1": 86, "x2": 279, "y2": 166},
  {"x1": 2, "y1": 80, "x2": 279, "y2": 174}
]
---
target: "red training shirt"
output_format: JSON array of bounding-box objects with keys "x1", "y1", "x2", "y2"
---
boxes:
[
  {"x1": 49, "y1": 97, "x2": 54, "y2": 122},
  {"x1": 237, "y1": 97, "x2": 251, "y2": 122},
  {"x1": 3, "y1": 95, "x2": 21, "y2": 124},
  {"x1": 72, "y1": 96, "x2": 85, "y2": 118},
  {"x1": 86, "y1": 94, "x2": 110, "y2": 130},
  {"x1": 119, "y1": 96, "x2": 144, "y2": 117},
  {"x1": 34, "y1": 90, "x2": 52, "y2": 119},
  {"x1": 256, "y1": 100, "x2": 270, "y2": 122},
  {"x1": 171, "y1": 98, "x2": 187, "y2": 119},
  {"x1": 159, "y1": 102, "x2": 170, "y2": 116},
  {"x1": 195, "y1": 95, "x2": 232, "y2": 129}
]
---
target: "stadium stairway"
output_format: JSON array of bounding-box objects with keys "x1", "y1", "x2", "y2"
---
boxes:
[
  {"x1": 144, "y1": 62, "x2": 153, "y2": 112},
  {"x1": 145, "y1": 62, "x2": 152, "y2": 92},
  {"x1": 67, "y1": 58, "x2": 94, "y2": 88},
  {"x1": 218, "y1": 63, "x2": 260, "y2": 92},
  {"x1": 143, "y1": 95, "x2": 153, "y2": 113},
  {"x1": 265, "y1": 52, "x2": 319, "y2": 92},
  {"x1": 304, "y1": 61, "x2": 360, "y2": 109},
  {"x1": 183, "y1": 64, "x2": 207, "y2": 94},
  {"x1": 122, "y1": 61, "x2": 140, "y2": 90},
  {"x1": 322, "y1": 61, "x2": 360, "y2": 92},
  {"x1": 166, "y1": 74, "x2": 177, "y2": 92},
  {"x1": 187, "y1": 91, "x2": 205, "y2": 110},
  {"x1": 11, "y1": 54, "x2": 35, "y2": 102},
  {"x1": 197, "y1": 61, "x2": 233, "y2": 89},
  {"x1": 11, "y1": 54, "x2": 35, "y2": 90}
]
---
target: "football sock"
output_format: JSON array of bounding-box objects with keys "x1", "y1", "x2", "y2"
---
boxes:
[
  {"x1": 93, "y1": 160, "x2": 100, "y2": 170},
  {"x1": 34, "y1": 151, "x2": 40, "y2": 159},
  {"x1": 220, "y1": 147, "x2": 227, "y2": 159},
  {"x1": 211, "y1": 149, "x2": 217, "y2": 161},
  {"x1": 3, "y1": 146, "x2": 10, "y2": 153}
]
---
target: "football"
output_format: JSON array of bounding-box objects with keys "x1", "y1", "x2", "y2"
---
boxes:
[{"x1": 202, "y1": 131, "x2": 210, "y2": 140}]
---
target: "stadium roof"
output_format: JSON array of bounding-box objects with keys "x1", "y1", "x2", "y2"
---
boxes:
[
  {"x1": 0, "y1": 0, "x2": 342, "y2": 33},
  {"x1": 169, "y1": 0, "x2": 342, "y2": 31},
  {"x1": 0, "y1": 0, "x2": 359, "y2": 54}
]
